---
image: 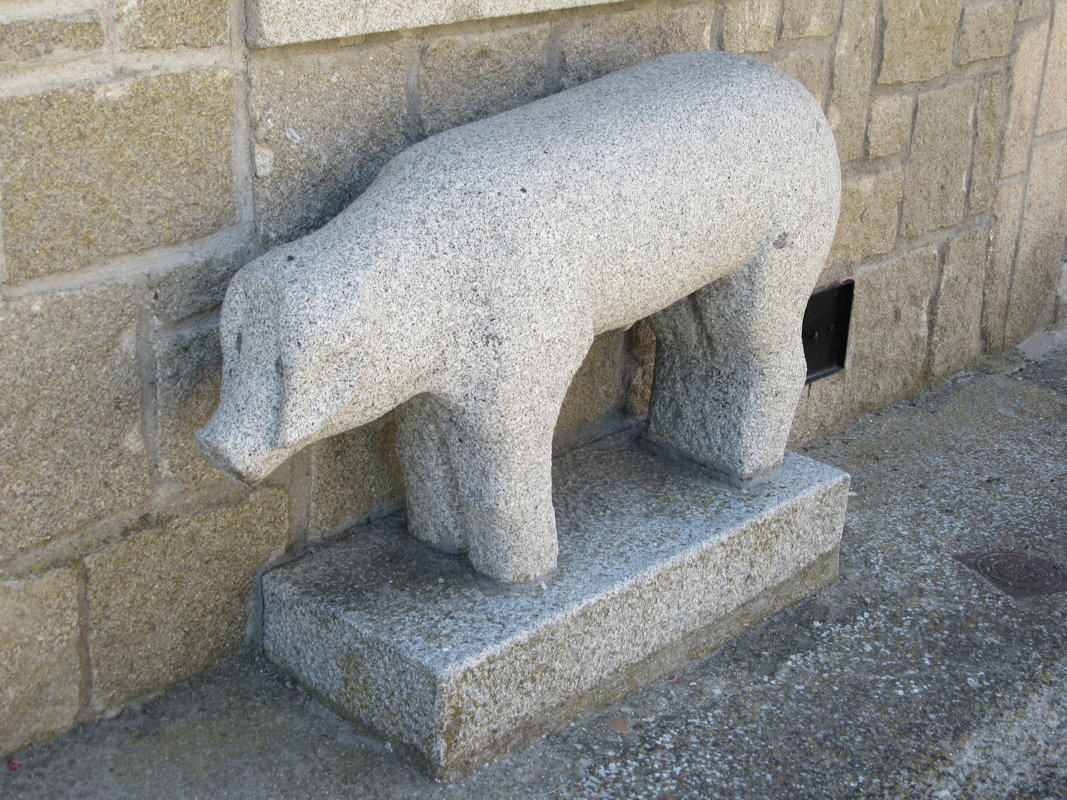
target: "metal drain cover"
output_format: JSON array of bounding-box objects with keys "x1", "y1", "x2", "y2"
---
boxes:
[{"x1": 955, "y1": 551, "x2": 1067, "y2": 598}]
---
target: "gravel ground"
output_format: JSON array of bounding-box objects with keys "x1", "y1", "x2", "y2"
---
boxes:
[{"x1": 3, "y1": 342, "x2": 1065, "y2": 800}]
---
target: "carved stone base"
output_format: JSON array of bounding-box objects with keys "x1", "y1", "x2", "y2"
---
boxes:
[{"x1": 261, "y1": 436, "x2": 848, "y2": 778}]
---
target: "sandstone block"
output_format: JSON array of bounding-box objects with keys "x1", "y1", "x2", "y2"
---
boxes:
[
  {"x1": 957, "y1": 0, "x2": 1015, "y2": 64},
  {"x1": 0, "y1": 11, "x2": 103, "y2": 69},
  {"x1": 773, "y1": 45, "x2": 832, "y2": 105},
  {"x1": 0, "y1": 569, "x2": 81, "y2": 756},
  {"x1": 901, "y1": 82, "x2": 977, "y2": 237},
  {"x1": 1017, "y1": 0, "x2": 1043, "y2": 22},
  {"x1": 1002, "y1": 17, "x2": 1050, "y2": 176},
  {"x1": 1004, "y1": 137, "x2": 1067, "y2": 343},
  {"x1": 981, "y1": 180, "x2": 1025, "y2": 351},
  {"x1": 0, "y1": 283, "x2": 150, "y2": 563},
  {"x1": 722, "y1": 0, "x2": 779, "y2": 53},
  {"x1": 154, "y1": 323, "x2": 225, "y2": 490},
  {"x1": 0, "y1": 70, "x2": 235, "y2": 284},
  {"x1": 879, "y1": 0, "x2": 963, "y2": 84},
  {"x1": 781, "y1": 0, "x2": 840, "y2": 40},
  {"x1": 118, "y1": 0, "x2": 227, "y2": 49},
  {"x1": 829, "y1": 169, "x2": 904, "y2": 263},
  {"x1": 249, "y1": 44, "x2": 406, "y2": 248},
  {"x1": 248, "y1": 0, "x2": 626, "y2": 47},
  {"x1": 970, "y1": 75, "x2": 1005, "y2": 214},
  {"x1": 826, "y1": 0, "x2": 876, "y2": 161},
  {"x1": 421, "y1": 26, "x2": 549, "y2": 137},
  {"x1": 147, "y1": 247, "x2": 248, "y2": 324},
  {"x1": 558, "y1": 4, "x2": 711, "y2": 88},
  {"x1": 85, "y1": 490, "x2": 288, "y2": 709},
  {"x1": 848, "y1": 249, "x2": 939, "y2": 407},
  {"x1": 307, "y1": 416, "x2": 404, "y2": 541},
  {"x1": 931, "y1": 229, "x2": 989, "y2": 378},
  {"x1": 866, "y1": 93, "x2": 913, "y2": 158},
  {"x1": 1036, "y1": 2, "x2": 1067, "y2": 135}
]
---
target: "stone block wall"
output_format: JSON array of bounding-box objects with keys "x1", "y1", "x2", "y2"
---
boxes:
[{"x1": 1, "y1": 0, "x2": 1064, "y2": 755}]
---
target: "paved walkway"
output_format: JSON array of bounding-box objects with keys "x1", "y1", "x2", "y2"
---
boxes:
[{"x1": 3, "y1": 339, "x2": 1065, "y2": 799}]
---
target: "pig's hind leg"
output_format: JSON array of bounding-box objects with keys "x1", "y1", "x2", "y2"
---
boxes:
[{"x1": 645, "y1": 223, "x2": 829, "y2": 483}]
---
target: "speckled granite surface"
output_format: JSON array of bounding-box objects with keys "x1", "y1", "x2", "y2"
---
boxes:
[{"x1": 262, "y1": 441, "x2": 847, "y2": 775}]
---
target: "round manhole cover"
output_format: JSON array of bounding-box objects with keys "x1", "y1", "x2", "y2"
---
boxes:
[{"x1": 955, "y1": 551, "x2": 1067, "y2": 598}]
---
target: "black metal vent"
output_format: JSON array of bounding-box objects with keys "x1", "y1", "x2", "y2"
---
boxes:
[{"x1": 802, "y1": 280, "x2": 854, "y2": 383}]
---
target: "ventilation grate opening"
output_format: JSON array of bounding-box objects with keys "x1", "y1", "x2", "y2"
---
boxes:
[{"x1": 802, "y1": 280, "x2": 854, "y2": 383}]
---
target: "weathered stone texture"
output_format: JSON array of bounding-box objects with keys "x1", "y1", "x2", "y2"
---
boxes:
[
  {"x1": 970, "y1": 75, "x2": 1005, "y2": 214},
  {"x1": 555, "y1": 330, "x2": 627, "y2": 436},
  {"x1": 0, "y1": 12, "x2": 104, "y2": 68},
  {"x1": 626, "y1": 320, "x2": 656, "y2": 419},
  {"x1": 249, "y1": 0, "x2": 628, "y2": 47},
  {"x1": 1036, "y1": 3, "x2": 1067, "y2": 135},
  {"x1": 147, "y1": 248, "x2": 247, "y2": 324},
  {"x1": 826, "y1": 0, "x2": 876, "y2": 161},
  {"x1": 0, "y1": 283, "x2": 149, "y2": 563},
  {"x1": 879, "y1": 0, "x2": 963, "y2": 84},
  {"x1": 421, "y1": 26, "x2": 548, "y2": 136},
  {"x1": 901, "y1": 83, "x2": 977, "y2": 237},
  {"x1": 849, "y1": 249, "x2": 939, "y2": 407},
  {"x1": 829, "y1": 169, "x2": 905, "y2": 263},
  {"x1": 1016, "y1": 0, "x2": 1043, "y2": 22},
  {"x1": 957, "y1": 0, "x2": 1016, "y2": 64},
  {"x1": 86, "y1": 491, "x2": 289, "y2": 709},
  {"x1": 773, "y1": 45, "x2": 832, "y2": 105},
  {"x1": 867, "y1": 93, "x2": 913, "y2": 158},
  {"x1": 931, "y1": 229, "x2": 989, "y2": 378},
  {"x1": 0, "y1": 70, "x2": 235, "y2": 283},
  {"x1": 558, "y1": 4, "x2": 711, "y2": 88},
  {"x1": 722, "y1": 0, "x2": 779, "y2": 53},
  {"x1": 118, "y1": 0, "x2": 227, "y2": 49},
  {"x1": 981, "y1": 180, "x2": 1025, "y2": 350},
  {"x1": 249, "y1": 45, "x2": 407, "y2": 248},
  {"x1": 0, "y1": 569, "x2": 81, "y2": 756},
  {"x1": 263, "y1": 445, "x2": 847, "y2": 778},
  {"x1": 1002, "y1": 17, "x2": 1050, "y2": 176},
  {"x1": 1004, "y1": 137, "x2": 1067, "y2": 343},
  {"x1": 781, "y1": 0, "x2": 839, "y2": 39},
  {"x1": 154, "y1": 324, "x2": 225, "y2": 489},
  {"x1": 307, "y1": 416, "x2": 404, "y2": 541}
]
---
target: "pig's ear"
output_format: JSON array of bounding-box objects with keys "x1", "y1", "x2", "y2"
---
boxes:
[{"x1": 273, "y1": 353, "x2": 351, "y2": 449}]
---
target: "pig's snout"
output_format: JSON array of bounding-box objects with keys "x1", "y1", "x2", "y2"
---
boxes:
[{"x1": 195, "y1": 413, "x2": 284, "y2": 486}]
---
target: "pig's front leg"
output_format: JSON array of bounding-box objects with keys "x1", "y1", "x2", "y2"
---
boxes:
[{"x1": 443, "y1": 394, "x2": 561, "y2": 584}]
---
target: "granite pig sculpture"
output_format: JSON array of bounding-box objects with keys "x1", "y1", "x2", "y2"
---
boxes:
[{"x1": 196, "y1": 50, "x2": 841, "y2": 585}]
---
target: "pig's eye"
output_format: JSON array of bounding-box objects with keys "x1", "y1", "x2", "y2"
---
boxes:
[
  {"x1": 275, "y1": 356, "x2": 283, "y2": 377},
  {"x1": 235, "y1": 333, "x2": 242, "y2": 354}
]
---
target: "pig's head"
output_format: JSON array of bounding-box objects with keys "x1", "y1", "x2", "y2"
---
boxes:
[{"x1": 196, "y1": 248, "x2": 396, "y2": 485}]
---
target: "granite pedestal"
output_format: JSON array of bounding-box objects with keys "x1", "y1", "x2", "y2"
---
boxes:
[{"x1": 261, "y1": 436, "x2": 848, "y2": 777}]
